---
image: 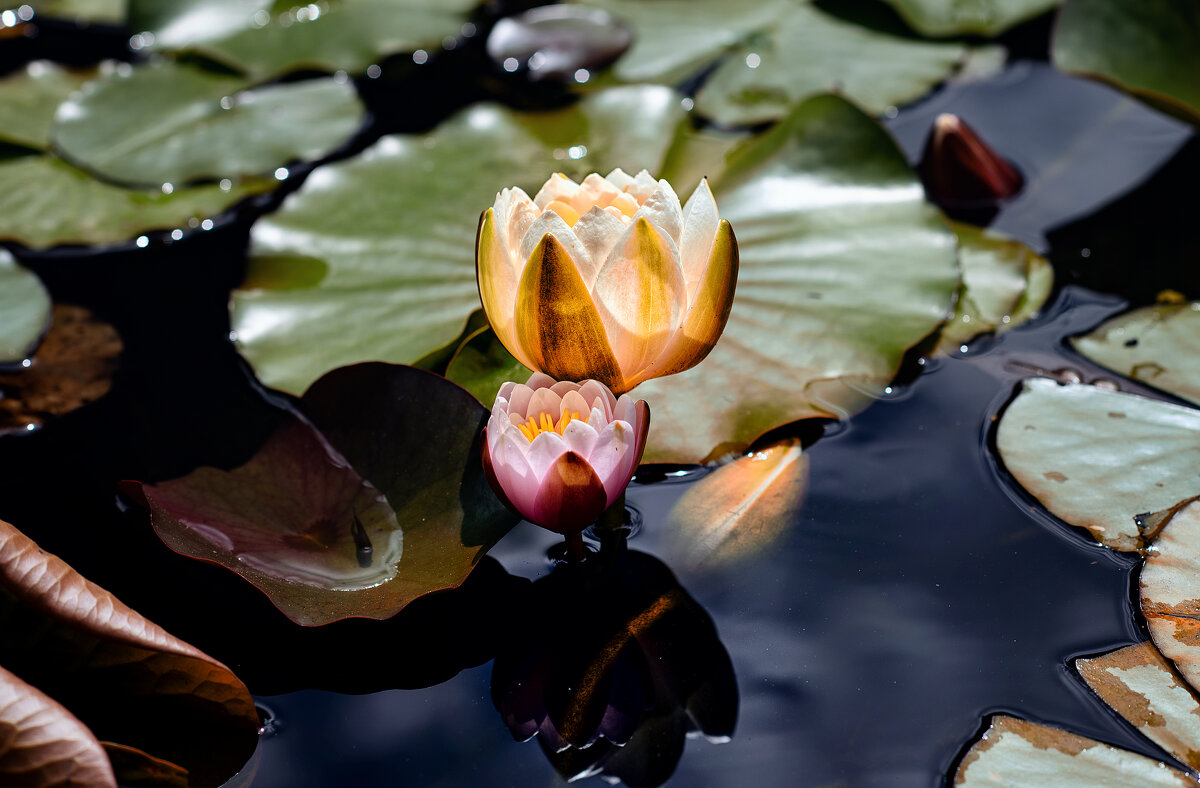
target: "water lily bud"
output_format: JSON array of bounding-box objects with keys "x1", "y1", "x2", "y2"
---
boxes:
[
  {"x1": 476, "y1": 169, "x2": 738, "y2": 394},
  {"x1": 482, "y1": 372, "x2": 649, "y2": 534},
  {"x1": 918, "y1": 113, "x2": 1023, "y2": 222}
]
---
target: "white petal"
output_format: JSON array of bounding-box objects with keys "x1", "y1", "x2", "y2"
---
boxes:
[
  {"x1": 587, "y1": 405, "x2": 607, "y2": 430},
  {"x1": 496, "y1": 380, "x2": 516, "y2": 402},
  {"x1": 578, "y1": 380, "x2": 616, "y2": 419},
  {"x1": 503, "y1": 191, "x2": 540, "y2": 264},
  {"x1": 532, "y1": 173, "x2": 580, "y2": 209},
  {"x1": 497, "y1": 429, "x2": 540, "y2": 516},
  {"x1": 589, "y1": 420, "x2": 634, "y2": 501},
  {"x1": 614, "y1": 394, "x2": 638, "y2": 424},
  {"x1": 526, "y1": 431, "x2": 569, "y2": 480},
  {"x1": 625, "y1": 170, "x2": 660, "y2": 202},
  {"x1": 520, "y1": 211, "x2": 593, "y2": 282},
  {"x1": 605, "y1": 168, "x2": 635, "y2": 191},
  {"x1": 632, "y1": 182, "x2": 683, "y2": 243},
  {"x1": 571, "y1": 207, "x2": 628, "y2": 289},
  {"x1": 562, "y1": 418, "x2": 600, "y2": 458},
  {"x1": 575, "y1": 173, "x2": 623, "y2": 211},
  {"x1": 678, "y1": 178, "x2": 721, "y2": 303}
]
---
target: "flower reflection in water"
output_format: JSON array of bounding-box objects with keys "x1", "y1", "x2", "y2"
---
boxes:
[{"x1": 492, "y1": 544, "x2": 737, "y2": 786}]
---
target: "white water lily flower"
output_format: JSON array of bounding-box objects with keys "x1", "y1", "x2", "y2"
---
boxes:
[{"x1": 476, "y1": 169, "x2": 738, "y2": 394}]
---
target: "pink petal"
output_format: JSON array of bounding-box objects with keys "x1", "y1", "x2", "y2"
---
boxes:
[
  {"x1": 528, "y1": 451, "x2": 609, "y2": 533},
  {"x1": 560, "y1": 389, "x2": 591, "y2": 419},
  {"x1": 562, "y1": 418, "x2": 600, "y2": 458},
  {"x1": 525, "y1": 371, "x2": 557, "y2": 390},
  {"x1": 527, "y1": 387, "x2": 563, "y2": 422},
  {"x1": 495, "y1": 429, "x2": 541, "y2": 518},
  {"x1": 526, "y1": 431, "x2": 569, "y2": 480},
  {"x1": 507, "y1": 383, "x2": 535, "y2": 420},
  {"x1": 578, "y1": 380, "x2": 616, "y2": 417},
  {"x1": 589, "y1": 420, "x2": 634, "y2": 503}
]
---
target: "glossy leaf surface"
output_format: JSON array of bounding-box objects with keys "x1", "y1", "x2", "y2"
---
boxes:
[
  {"x1": 1053, "y1": 0, "x2": 1200, "y2": 125},
  {"x1": 138, "y1": 364, "x2": 516, "y2": 626},
  {"x1": 0, "y1": 519, "x2": 260, "y2": 787},
  {"x1": 231, "y1": 85, "x2": 686, "y2": 396},
  {"x1": 0, "y1": 61, "x2": 94, "y2": 151},
  {"x1": 954, "y1": 715, "x2": 1193, "y2": 786},
  {"x1": 1073, "y1": 302, "x2": 1200, "y2": 406},
  {"x1": 665, "y1": 439, "x2": 808, "y2": 570},
  {"x1": 128, "y1": 0, "x2": 480, "y2": 80},
  {"x1": 0, "y1": 251, "x2": 50, "y2": 365},
  {"x1": 53, "y1": 62, "x2": 364, "y2": 187},
  {"x1": 28, "y1": 0, "x2": 124, "y2": 24},
  {"x1": 995, "y1": 378, "x2": 1200, "y2": 551},
  {"x1": 1076, "y1": 642, "x2": 1200, "y2": 770},
  {"x1": 880, "y1": 0, "x2": 1060, "y2": 36},
  {"x1": 0, "y1": 154, "x2": 272, "y2": 248}
]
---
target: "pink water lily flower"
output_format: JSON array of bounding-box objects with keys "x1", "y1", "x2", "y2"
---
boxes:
[{"x1": 483, "y1": 372, "x2": 649, "y2": 534}]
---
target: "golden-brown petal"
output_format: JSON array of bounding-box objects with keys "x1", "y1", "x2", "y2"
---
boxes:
[
  {"x1": 476, "y1": 208, "x2": 536, "y2": 371},
  {"x1": 529, "y1": 451, "x2": 609, "y2": 533},
  {"x1": 591, "y1": 217, "x2": 686, "y2": 382},
  {"x1": 515, "y1": 234, "x2": 625, "y2": 391},
  {"x1": 628, "y1": 218, "x2": 738, "y2": 385}
]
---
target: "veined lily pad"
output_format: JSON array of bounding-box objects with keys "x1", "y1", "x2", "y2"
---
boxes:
[
  {"x1": 0, "y1": 154, "x2": 272, "y2": 248},
  {"x1": 1072, "y1": 302, "x2": 1200, "y2": 406},
  {"x1": 634, "y1": 94, "x2": 959, "y2": 462},
  {"x1": 880, "y1": 0, "x2": 1061, "y2": 37},
  {"x1": 25, "y1": 0, "x2": 124, "y2": 24},
  {"x1": 935, "y1": 221, "x2": 1053, "y2": 354},
  {"x1": 1076, "y1": 642, "x2": 1200, "y2": 770},
  {"x1": 0, "y1": 250, "x2": 50, "y2": 365},
  {"x1": 995, "y1": 378, "x2": 1200, "y2": 551},
  {"x1": 0, "y1": 519, "x2": 260, "y2": 787},
  {"x1": 53, "y1": 61, "x2": 364, "y2": 187},
  {"x1": 0, "y1": 665, "x2": 116, "y2": 788},
  {"x1": 128, "y1": 0, "x2": 481, "y2": 81},
  {"x1": 665, "y1": 439, "x2": 808, "y2": 570},
  {"x1": 0, "y1": 61, "x2": 94, "y2": 151},
  {"x1": 954, "y1": 715, "x2": 1193, "y2": 787},
  {"x1": 136, "y1": 364, "x2": 516, "y2": 626},
  {"x1": 1052, "y1": 0, "x2": 1200, "y2": 125},
  {"x1": 1140, "y1": 500, "x2": 1200, "y2": 699},
  {"x1": 231, "y1": 85, "x2": 687, "y2": 397}
]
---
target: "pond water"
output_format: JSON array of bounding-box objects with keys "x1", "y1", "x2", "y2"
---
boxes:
[{"x1": 1, "y1": 8, "x2": 1197, "y2": 788}]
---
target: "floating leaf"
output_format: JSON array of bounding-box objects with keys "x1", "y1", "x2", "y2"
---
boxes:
[
  {"x1": 443, "y1": 323, "x2": 531, "y2": 407},
  {"x1": 996, "y1": 378, "x2": 1200, "y2": 551},
  {"x1": 665, "y1": 439, "x2": 807, "y2": 570},
  {"x1": 935, "y1": 222, "x2": 1052, "y2": 354},
  {"x1": 0, "y1": 665, "x2": 117, "y2": 788},
  {"x1": 0, "y1": 250, "x2": 50, "y2": 365},
  {"x1": 0, "y1": 154, "x2": 272, "y2": 248},
  {"x1": 231, "y1": 85, "x2": 687, "y2": 397},
  {"x1": 1073, "y1": 302, "x2": 1200, "y2": 406},
  {"x1": 26, "y1": 0, "x2": 124, "y2": 24},
  {"x1": 53, "y1": 61, "x2": 364, "y2": 188},
  {"x1": 0, "y1": 519, "x2": 260, "y2": 787},
  {"x1": 129, "y1": 0, "x2": 480, "y2": 81},
  {"x1": 1140, "y1": 500, "x2": 1200, "y2": 700},
  {"x1": 880, "y1": 0, "x2": 1060, "y2": 37},
  {"x1": 1053, "y1": 0, "x2": 1200, "y2": 126},
  {"x1": 634, "y1": 94, "x2": 959, "y2": 462},
  {"x1": 1076, "y1": 642, "x2": 1200, "y2": 770},
  {"x1": 954, "y1": 715, "x2": 1193, "y2": 787},
  {"x1": 137, "y1": 364, "x2": 516, "y2": 626},
  {"x1": 692, "y1": 3, "x2": 982, "y2": 127},
  {"x1": 0, "y1": 304, "x2": 121, "y2": 434},
  {"x1": 0, "y1": 61, "x2": 94, "y2": 151}
]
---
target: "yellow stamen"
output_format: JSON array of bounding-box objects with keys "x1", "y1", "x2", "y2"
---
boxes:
[{"x1": 517, "y1": 409, "x2": 582, "y2": 442}]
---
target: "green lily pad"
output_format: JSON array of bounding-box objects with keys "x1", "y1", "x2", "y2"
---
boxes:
[
  {"x1": 0, "y1": 250, "x2": 50, "y2": 364},
  {"x1": 570, "y1": 0, "x2": 988, "y2": 127},
  {"x1": 26, "y1": 0, "x2": 125, "y2": 25},
  {"x1": 1073, "y1": 302, "x2": 1200, "y2": 406},
  {"x1": 954, "y1": 715, "x2": 1193, "y2": 787},
  {"x1": 230, "y1": 85, "x2": 687, "y2": 397},
  {"x1": 0, "y1": 154, "x2": 272, "y2": 248},
  {"x1": 53, "y1": 61, "x2": 364, "y2": 187},
  {"x1": 1053, "y1": 0, "x2": 1200, "y2": 125},
  {"x1": 1076, "y1": 642, "x2": 1200, "y2": 771},
  {"x1": 935, "y1": 221, "x2": 1053, "y2": 354},
  {"x1": 443, "y1": 321, "x2": 531, "y2": 407},
  {"x1": 996, "y1": 378, "x2": 1200, "y2": 551},
  {"x1": 0, "y1": 61, "x2": 95, "y2": 151},
  {"x1": 128, "y1": 0, "x2": 480, "y2": 81},
  {"x1": 1140, "y1": 500, "x2": 1200, "y2": 700},
  {"x1": 136, "y1": 363, "x2": 515, "y2": 626},
  {"x1": 880, "y1": 0, "x2": 1061, "y2": 37},
  {"x1": 634, "y1": 94, "x2": 959, "y2": 462}
]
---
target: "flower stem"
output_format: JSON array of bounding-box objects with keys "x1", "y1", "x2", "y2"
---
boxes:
[{"x1": 564, "y1": 531, "x2": 587, "y2": 562}]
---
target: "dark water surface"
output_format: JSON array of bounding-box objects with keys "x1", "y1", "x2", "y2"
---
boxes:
[{"x1": 1, "y1": 14, "x2": 1197, "y2": 788}]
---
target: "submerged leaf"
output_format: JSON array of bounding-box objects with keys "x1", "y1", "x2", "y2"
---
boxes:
[
  {"x1": 52, "y1": 61, "x2": 365, "y2": 187},
  {"x1": 1053, "y1": 0, "x2": 1200, "y2": 125},
  {"x1": 137, "y1": 364, "x2": 516, "y2": 626},
  {"x1": 995, "y1": 378, "x2": 1200, "y2": 551},
  {"x1": 0, "y1": 251, "x2": 50, "y2": 365},
  {"x1": 0, "y1": 519, "x2": 260, "y2": 787},
  {"x1": 0, "y1": 665, "x2": 117, "y2": 788},
  {"x1": 1140, "y1": 500, "x2": 1200, "y2": 700},
  {"x1": 0, "y1": 304, "x2": 121, "y2": 435},
  {"x1": 1073, "y1": 302, "x2": 1200, "y2": 406},
  {"x1": 665, "y1": 439, "x2": 808, "y2": 570},
  {"x1": 880, "y1": 0, "x2": 1061, "y2": 37},
  {"x1": 0, "y1": 61, "x2": 95, "y2": 151},
  {"x1": 954, "y1": 715, "x2": 1193, "y2": 786},
  {"x1": 26, "y1": 0, "x2": 124, "y2": 24},
  {"x1": 1076, "y1": 642, "x2": 1200, "y2": 770}
]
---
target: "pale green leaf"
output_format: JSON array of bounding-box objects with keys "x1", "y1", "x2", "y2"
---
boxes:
[
  {"x1": 0, "y1": 250, "x2": 50, "y2": 364},
  {"x1": 1073, "y1": 302, "x2": 1200, "y2": 406}
]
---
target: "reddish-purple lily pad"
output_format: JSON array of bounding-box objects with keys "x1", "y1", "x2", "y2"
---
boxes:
[{"x1": 135, "y1": 363, "x2": 515, "y2": 626}]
